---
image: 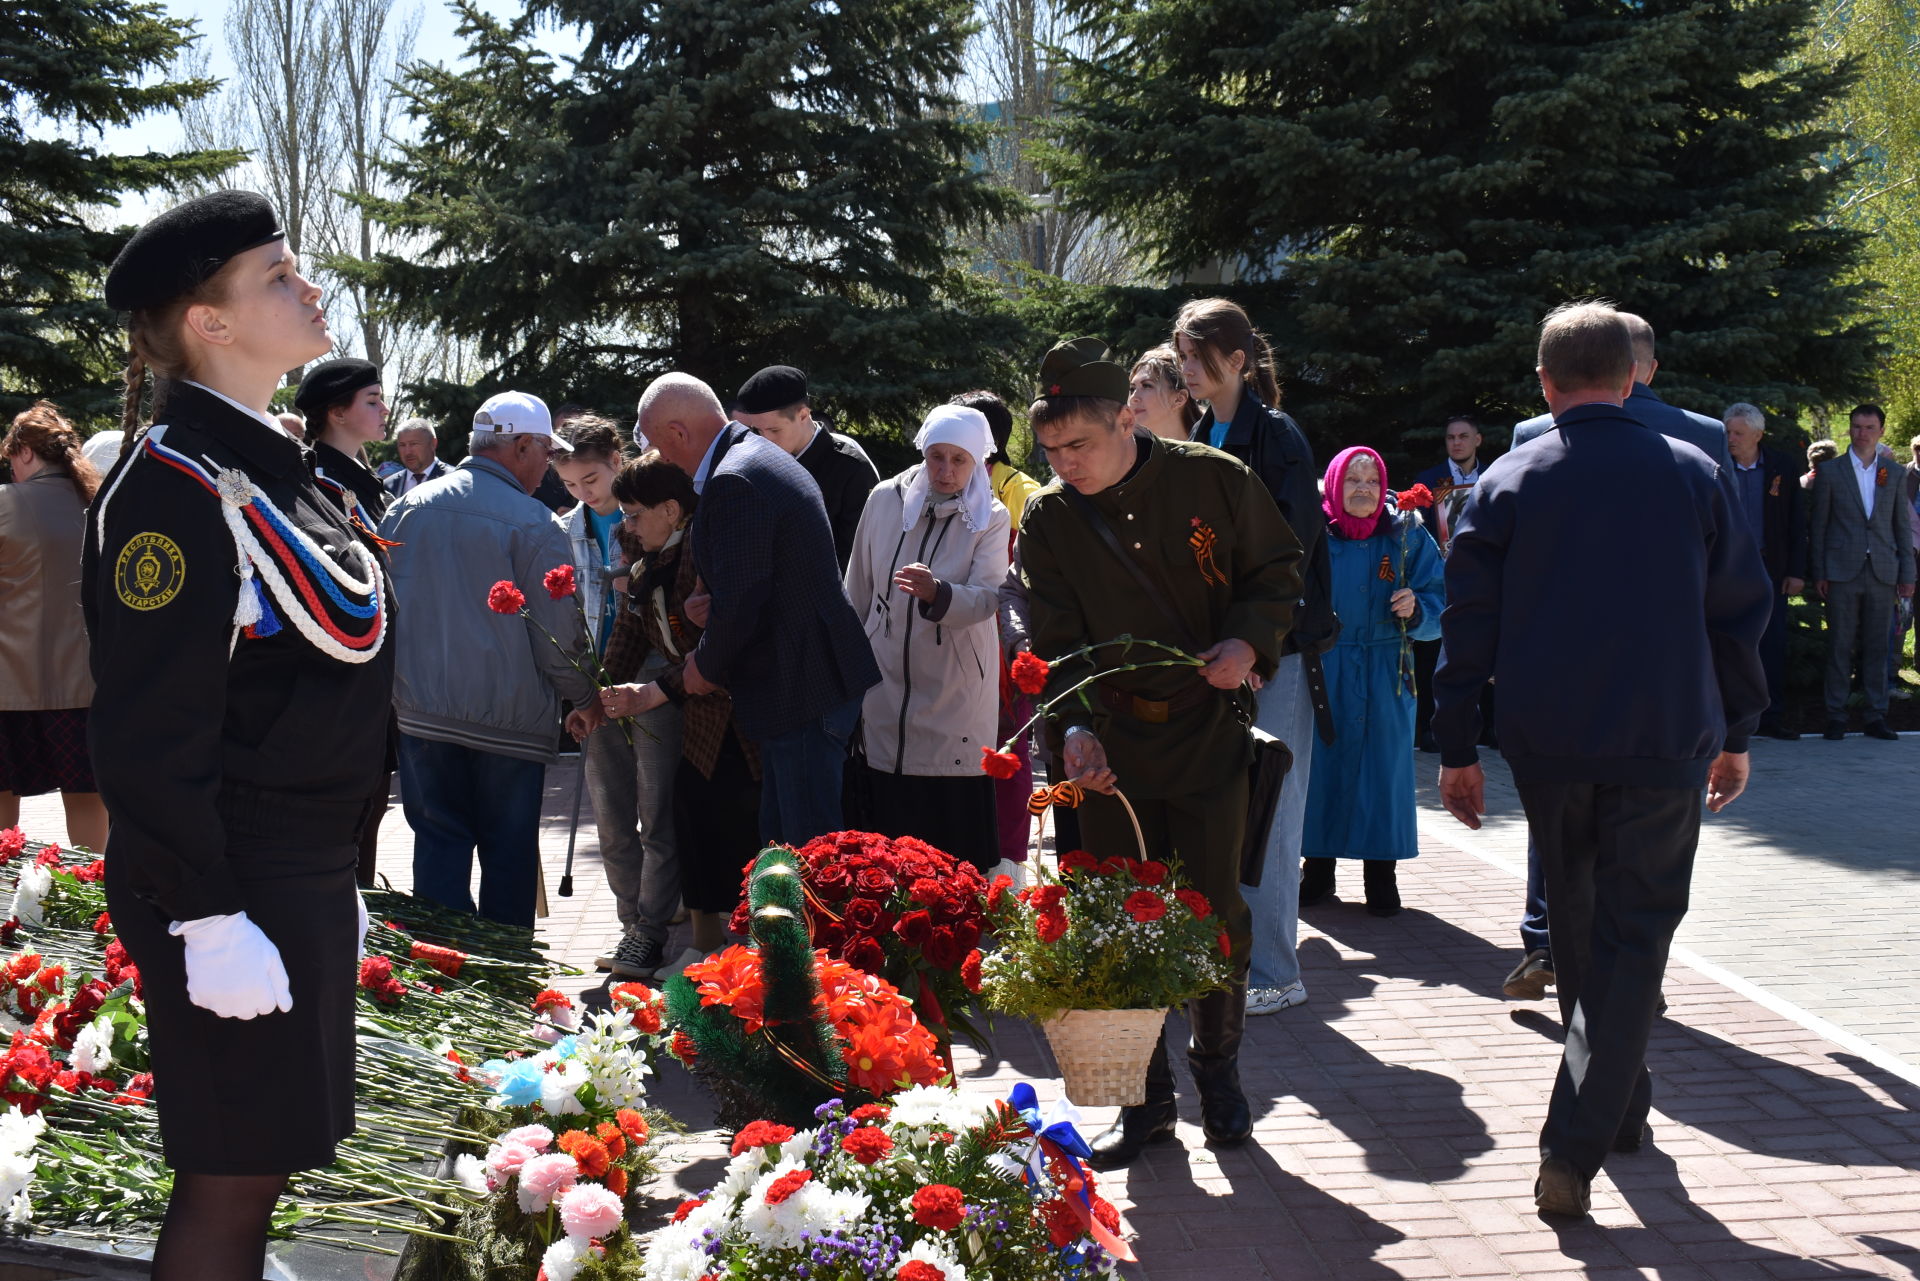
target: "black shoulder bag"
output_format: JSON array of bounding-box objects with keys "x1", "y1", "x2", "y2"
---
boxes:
[{"x1": 1059, "y1": 487, "x2": 1292, "y2": 888}]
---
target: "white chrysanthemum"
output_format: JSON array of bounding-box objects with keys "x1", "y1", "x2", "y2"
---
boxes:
[
  {"x1": 539, "y1": 1059, "x2": 589, "y2": 1116},
  {"x1": 8, "y1": 862, "x2": 50, "y2": 928},
  {"x1": 896, "y1": 1236, "x2": 965, "y2": 1280},
  {"x1": 69, "y1": 1016, "x2": 114, "y2": 1076},
  {"x1": 0, "y1": 1151, "x2": 36, "y2": 1217},
  {"x1": 778, "y1": 1130, "x2": 814, "y2": 1166},
  {"x1": 804, "y1": 1185, "x2": 873, "y2": 1234},
  {"x1": 887, "y1": 1084, "x2": 964, "y2": 1129},
  {"x1": 739, "y1": 1173, "x2": 819, "y2": 1251},
  {"x1": 640, "y1": 1217, "x2": 719, "y2": 1281},
  {"x1": 935, "y1": 1092, "x2": 995, "y2": 1133},
  {"x1": 710, "y1": 1147, "x2": 768, "y2": 1208},
  {"x1": 540, "y1": 1237, "x2": 586, "y2": 1281}
]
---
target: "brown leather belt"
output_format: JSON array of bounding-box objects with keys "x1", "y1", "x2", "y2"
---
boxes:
[{"x1": 1097, "y1": 680, "x2": 1215, "y2": 724}]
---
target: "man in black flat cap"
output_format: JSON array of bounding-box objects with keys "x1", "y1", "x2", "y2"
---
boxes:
[
  {"x1": 1018, "y1": 337, "x2": 1302, "y2": 1168},
  {"x1": 732, "y1": 365, "x2": 879, "y2": 570},
  {"x1": 295, "y1": 357, "x2": 391, "y2": 527}
]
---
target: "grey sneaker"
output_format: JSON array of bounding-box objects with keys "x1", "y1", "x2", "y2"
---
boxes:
[
  {"x1": 1246, "y1": 982, "x2": 1308, "y2": 1016},
  {"x1": 610, "y1": 933, "x2": 664, "y2": 980}
]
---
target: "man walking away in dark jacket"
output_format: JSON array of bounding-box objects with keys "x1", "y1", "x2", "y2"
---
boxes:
[{"x1": 1432, "y1": 301, "x2": 1770, "y2": 1219}]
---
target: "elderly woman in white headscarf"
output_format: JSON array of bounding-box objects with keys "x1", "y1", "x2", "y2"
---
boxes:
[{"x1": 843, "y1": 404, "x2": 1012, "y2": 870}]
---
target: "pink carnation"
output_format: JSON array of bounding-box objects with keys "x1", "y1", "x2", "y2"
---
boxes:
[
  {"x1": 516, "y1": 1152, "x2": 580, "y2": 1213},
  {"x1": 486, "y1": 1141, "x2": 540, "y2": 1182},
  {"x1": 559, "y1": 1182, "x2": 625, "y2": 1243},
  {"x1": 501, "y1": 1124, "x2": 554, "y2": 1153}
]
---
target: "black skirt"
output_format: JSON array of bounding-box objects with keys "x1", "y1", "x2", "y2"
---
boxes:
[
  {"x1": 856, "y1": 767, "x2": 999, "y2": 871},
  {"x1": 105, "y1": 792, "x2": 361, "y2": 1175},
  {"x1": 674, "y1": 729, "x2": 763, "y2": 914}
]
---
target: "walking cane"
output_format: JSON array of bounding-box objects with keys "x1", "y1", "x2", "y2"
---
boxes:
[{"x1": 559, "y1": 750, "x2": 585, "y2": 897}]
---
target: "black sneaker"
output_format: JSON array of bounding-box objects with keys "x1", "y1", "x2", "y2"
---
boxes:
[
  {"x1": 1823, "y1": 720, "x2": 1847, "y2": 740},
  {"x1": 1864, "y1": 721, "x2": 1899, "y2": 741},
  {"x1": 610, "y1": 933, "x2": 663, "y2": 980}
]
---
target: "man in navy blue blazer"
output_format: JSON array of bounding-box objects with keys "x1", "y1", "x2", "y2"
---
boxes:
[
  {"x1": 635, "y1": 374, "x2": 880, "y2": 845},
  {"x1": 1498, "y1": 313, "x2": 1759, "y2": 1008},
  {"x1": 1434, "y1": 301, "x2": 1769, "y2": 1218}
]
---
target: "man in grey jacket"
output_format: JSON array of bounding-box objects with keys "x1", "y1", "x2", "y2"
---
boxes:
[{"x1": 378, "y1": 391, "x2": 604, "y2": 925}]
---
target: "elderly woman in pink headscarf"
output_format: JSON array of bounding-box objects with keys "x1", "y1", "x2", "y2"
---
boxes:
[
  {"x1": 843, "y1": 404, "x2": 1012, "y2": 870},
  {"x1": 1298, "y1": 446, "x2": 1446, "y2": 916}
]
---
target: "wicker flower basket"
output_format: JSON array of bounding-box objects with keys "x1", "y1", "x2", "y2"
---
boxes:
[{"x1": 1041, "y1": 1007, "x2": 1167, "y2": 1107}]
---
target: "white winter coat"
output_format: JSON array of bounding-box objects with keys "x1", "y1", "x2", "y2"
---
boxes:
[{"x1": 844, "y1": 467, "x2": 1011, "y2": 776}]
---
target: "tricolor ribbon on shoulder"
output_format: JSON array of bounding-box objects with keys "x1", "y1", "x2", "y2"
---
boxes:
[{"x1": 1005, "y1": 1081, "x2": 1136, "y2": 1263}]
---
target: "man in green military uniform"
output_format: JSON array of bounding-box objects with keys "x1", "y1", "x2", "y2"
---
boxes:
[{"x1": 1019, "y1": 338, "x2": 1303, "y2": 1167}]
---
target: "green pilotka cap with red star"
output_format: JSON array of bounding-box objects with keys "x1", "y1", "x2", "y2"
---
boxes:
[{"x1": 1036, "y1": 336, "x2": 1130, "y2": 403}]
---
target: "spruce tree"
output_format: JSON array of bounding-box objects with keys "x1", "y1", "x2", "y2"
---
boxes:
[
  {"x1": 1, "y1": 1, "x2": 241, "y2": 422},
  {"x1": 354, "y1": 0, "x2": 1024, "y2": 433},
  {"x1": 1050, "y1": 0, "x2": 1877, "y2": 455}
]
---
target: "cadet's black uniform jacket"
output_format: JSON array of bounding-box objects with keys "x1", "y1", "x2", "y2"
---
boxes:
[
  {"x1": 312, "y1": 438, "x2": 392, "y2": 529},
  {"x1": 83, "y1": 383, "x2": 395, "y2": 923}
]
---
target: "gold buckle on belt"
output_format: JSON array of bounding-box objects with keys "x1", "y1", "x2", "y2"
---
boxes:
[{"x1": 1132, "y1": 695, "x2": 1169, "y2": 724}]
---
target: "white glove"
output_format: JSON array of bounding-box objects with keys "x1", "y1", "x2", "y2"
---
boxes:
[
  {"x1": 168, "y1": 912, "x2": 293, "y2": 1019},
  {"x1": 356, "y1": 891, "x2": 369, "y2": 960}
]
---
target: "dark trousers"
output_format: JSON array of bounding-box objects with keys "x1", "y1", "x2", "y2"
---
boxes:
[
  {"x1": 397, "y1": 733, "x2": 544, "y2": 927},
  {"x1": 1520, "y1": 837, "x2": 1550, "y2": 958},
  {"x1": 758, "y1": 696, "x2": 860, "y2": 846},
  {"x1": 1412, "y1": 637, "x2": 1441, "y2": 742},
  {"x1": 1759, "y1": 585, "x2": 1790, "y2": 727},
  {"x1": 1079, "y1": 776, "x2": 1251, "y2": 976},
  {"x1": 1825, "y1": 574, "x2": 1895, "y2": 718},
  {"x1": 1517, "y1": 780, "x2": 1700, "y2": 1180}
]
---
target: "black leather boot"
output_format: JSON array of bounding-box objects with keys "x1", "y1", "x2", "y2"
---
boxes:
[
  {"x1": 1299, "y1": 857, "x2": 1336, "y2": 906},
  {"x1": 1187, "y1": 980, "x2": 1252, "y2": 1146},
  {"x1": 1363, "y1": 859, "x2": 1401, "y2": 917},
  {"x1": 1087, "y1": 1032, "x2": 1177, "y2": 1169}
]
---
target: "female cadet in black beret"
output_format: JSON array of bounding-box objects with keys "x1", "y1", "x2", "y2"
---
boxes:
[
  {"x1": 296, "y1": 356, "x2": 393, "y2": 527},
  {"x1": 82, "y1": 190, "x2": 395, "y2": 1278}
]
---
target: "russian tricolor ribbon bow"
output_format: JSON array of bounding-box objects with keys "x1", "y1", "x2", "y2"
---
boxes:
[{"x1": 1006, "y1": 1081, "x2": 1135, "y2": 1262}]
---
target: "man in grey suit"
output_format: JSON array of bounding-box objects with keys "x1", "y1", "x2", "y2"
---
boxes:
[
  {"x1": 1511, "y1": 313, "x2": 1734, "y2": 473},
  {"x1": 1808, "y1": 404, "x2": 1915, "y2": 740}
]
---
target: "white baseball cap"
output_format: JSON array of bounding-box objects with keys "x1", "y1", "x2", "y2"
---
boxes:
[{"x1": 473, "y1": 391, "x2": 569, "y2": 451}]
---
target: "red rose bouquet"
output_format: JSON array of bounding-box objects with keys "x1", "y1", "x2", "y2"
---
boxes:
[{"x1": 730, "y1": 831, "x2": 990, "y2": 1049}]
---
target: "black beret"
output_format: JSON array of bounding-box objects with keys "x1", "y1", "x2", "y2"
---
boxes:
[
  {"x1": 1037, "y1": 336, "x2": 1130, "y2": 403},
  {"x1": 293, "y1": 357, "x2": 382, "y2": 413},
  {"x1": 734, "y1": 365, "x2": 809, "y2": 415},
  {"x1": 104, "y1": 190, "x2": 287, "y2": 312}
]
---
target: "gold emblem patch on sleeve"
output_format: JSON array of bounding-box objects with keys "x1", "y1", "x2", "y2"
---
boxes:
[{"x1": 114, "y1": 532, "x2": 186, "y2": 610}]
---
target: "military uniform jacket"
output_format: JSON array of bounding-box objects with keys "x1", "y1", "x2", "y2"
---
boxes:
[
  {"x1": 82, "y1": 383, "x2": 395, "y2": 922},
  {"x1": 1019, "y1": 432, "x2": 1303, "y2": 799},
  {"x1": 312, "y1": 439, "x2": 392, "y2": 530}
]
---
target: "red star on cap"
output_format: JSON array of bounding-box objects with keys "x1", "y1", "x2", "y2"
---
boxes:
[{"x1": 1049, "y1": 384, "x2": 1062, "y2": 395}]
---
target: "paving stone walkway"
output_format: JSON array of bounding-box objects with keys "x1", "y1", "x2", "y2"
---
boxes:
[{"x1": 15, "y1": 734, "x2": 1919, "y2": 1279}]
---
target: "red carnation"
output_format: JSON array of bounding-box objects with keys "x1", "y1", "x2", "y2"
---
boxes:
[
  {"x1": 543, "y1": 564, "x2": 578, "y2": 599},
  {"x1": 1217, "y1": 930, "x2": 1232, "y2": 958},
  {"x1": 985, "y1": 874, "x2": 1013, "y2": 911},
  {"x1": 670, "y1": 1030, "x2": 699, "y2": 1062},
  {"x1": 486, "y1": 580, "x2": 526, "y2": 614},
  {"x1": 671, "y1": 1197, "x2": 704, "y2": 1223},
  {"x1": 960, "y1": 949, "x2": 983, "y2": 993},
  {"x1": 850, "y1": 1103, "x2": 891, "y2": 1123},
  {"x1": 898, "y1": 1264, "x2": 945, "y2": 1281},
  {"x1": 980, "y1": 747, "x2": 1021, "y2": 779},
  {"x1": 909, "y1": 877, "x2": 947, "y2": 907},
  {"x1": 1028, "y1": 884, "x2": 1068, "y2": 911},
  {"x1": 1058, "y1": 850, "x2": 1098, "y2": 876},
  {"x1": 1009, "y1": 651, "x2": 1051, "y2": 696},
  {"x1": 1396, "y1": 483, "x2": 1436, "y2": 510},
  {"x1": 1124, "y1": 890, "x2": 1168, "y2": 924},
  {"x1": 1036, "y1": 909, "x2": 1068, "y2": 944},
  {"x1": 730, "y1": 1120, "x2": 796, "y2": 1155},
  {"x1": 1129, "y1": 859, "x2": 1169, "y2": 886},
  {"x1": 91, "y1": 912, "x2": 112, "y2": 935},
  {"x1": 840, "y1": 1125, "x2": 894, "y2": 1165},
  {"x1": 764, "y1": 1168, "x2": 811, "y2": 1205},
  {"x1": 358, "y1": 956, "x2": 394, "y2": 988},
  {"x1": 910, "y1": 1183, "x2": 967, "y2": 1231},
  {"x1": 1174, "y1": 888, "x2": 1212, "y2": 919}
]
